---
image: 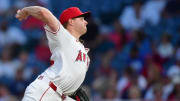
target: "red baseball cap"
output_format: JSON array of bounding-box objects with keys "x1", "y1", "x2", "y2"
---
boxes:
[{"x1": 59, "y1": 7, "x2": 90, "y2": 25}]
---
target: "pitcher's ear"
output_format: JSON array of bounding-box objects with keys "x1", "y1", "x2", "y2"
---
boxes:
[{"x1": 67, "y1": 18, "x2": 74, "y2": 26}]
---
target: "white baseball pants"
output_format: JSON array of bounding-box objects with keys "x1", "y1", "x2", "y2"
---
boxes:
[{"x1": 22, "y1": 75, "x2": 76, "y2": 101}]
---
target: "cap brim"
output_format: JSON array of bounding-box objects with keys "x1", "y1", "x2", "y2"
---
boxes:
[{"x1": 75, "y1": 12, "x2": 91, "y2": 19}]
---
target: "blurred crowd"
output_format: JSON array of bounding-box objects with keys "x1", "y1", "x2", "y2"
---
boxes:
[{"x1": 0, "y1": 0, "x2": 180, "y2": 101}]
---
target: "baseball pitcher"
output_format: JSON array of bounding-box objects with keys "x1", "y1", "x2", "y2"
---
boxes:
[{"x1": 16, "y1": 6, "x2": 90, "y2": 101}]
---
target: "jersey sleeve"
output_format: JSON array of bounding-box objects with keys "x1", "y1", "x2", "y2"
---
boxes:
[
  {"x1": 44, "y1": 21, "x2": 60, "y2": 34},
  {"x1": 44, "y1": 21, "x2": 71, "y2": 53}
]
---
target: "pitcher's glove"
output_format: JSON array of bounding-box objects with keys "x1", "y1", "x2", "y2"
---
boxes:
[{"x1": 69, "y1": 87, "x2": 89, "y2": 101}]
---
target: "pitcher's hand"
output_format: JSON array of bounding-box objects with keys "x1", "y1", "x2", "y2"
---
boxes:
[{"x1": 16, "y1": 9, "x2": 29, "y2": 21}]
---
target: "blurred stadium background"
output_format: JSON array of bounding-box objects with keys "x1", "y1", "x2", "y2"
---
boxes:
[{"x1": 0, "y1": 0, "x2": 180, "y2": 101}]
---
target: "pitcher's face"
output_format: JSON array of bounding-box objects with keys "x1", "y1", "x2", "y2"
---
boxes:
[{"x1": 73, "y1": 17, "x2": 88, "y2": 35}]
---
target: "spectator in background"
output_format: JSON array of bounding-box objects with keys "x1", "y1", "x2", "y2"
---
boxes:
[
  {"x1": 102, "y1": 87, "x2": 118, "y2": 101},
  {"x1": 117, "y1": 67, "x2": 133, "y2": 96},
  {"x1": 10, "y1": 68, "x2": 28, "y2": 99},
  {"x1": 16, "y1": 50, "x2": 34, "y2": 81},
  {"x1": 161, "y1": 75, "x2": 174, "y2": 101},
  {"x1": 0, "y1": 84, "x2": 18, "y2": 101},
  {"x1": 167, "y1": 57, "x2": 180, "y2": 81},
  {"x1": 92, "y1": 49, "x2": 115, "y2": 92},
  {"x1": 6, "y1": 25, "x2": 27, "y2": 45},
  {"x1": 119, "y1": 1, "x2": 144, "y2": 30},
  {"x1": 117, "y1": 67, "x2": 147, "y2": 99},
  {"x1": 142, "y1": 60, "x2": 162, "y2": 88},
  {"x1": 131, "y1": 30, "x2": 152, "y2": 58},
  {"x1": 93, "y1": 69, "x2": 119, "y2": 101},
  {"x1": 0, "y1": 46, "x2": 21, "y2": 81},
  {"x1": 128, "y1": 45, "x2": 143, "y2": 73},
  {"x1": 0, "y1": 21, "x2": 27, "y2": 48},
  {"x1": 157, "y1": 33, "x2": 174, "y2": 66},
  {"x1": 92, "y1": 49, "x2": 118, "y2": 100},
  {"x1": 108, "y1": 20, "x2": 129, "y2": 51},
  {"x1": 94, "y1": 49, "x2": 115, "y2": 77},
  {"x1": 144, "y1": 83, "x2": 164, "y2": 101},
  {"x1": 141, "y1": 0, "x2": 167, "y2": 26},
  {"x1": 168, "y1": 76, "x2": 180, "y2": 101},
  {"x1": 128, "y1": 85, "x2": 142, "y2": 100},
  {"x1": 153, "y1": 83, "x2": 164, "y2": 101}
]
